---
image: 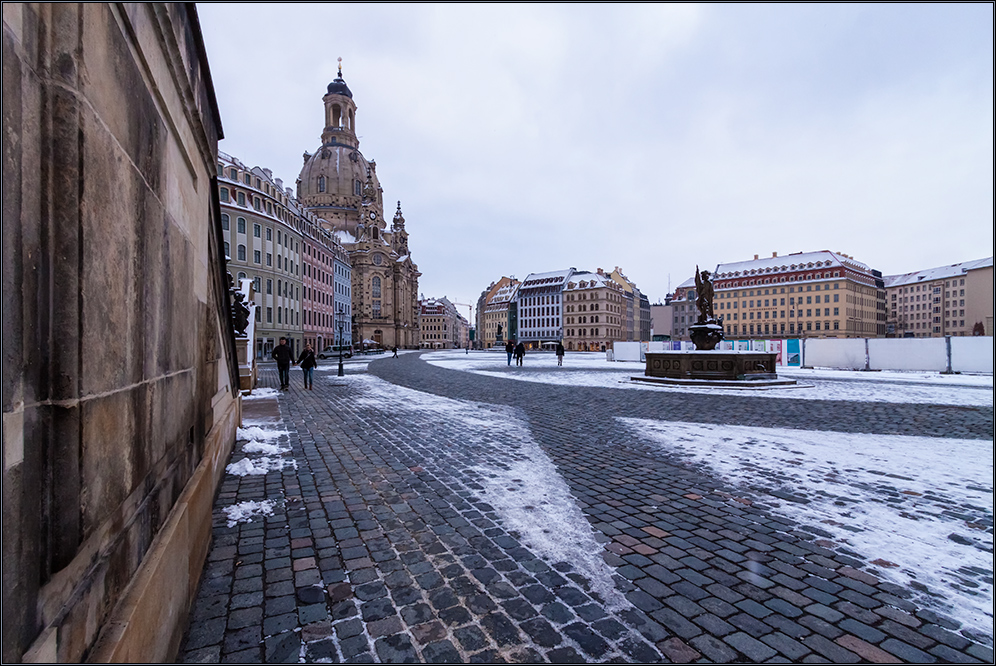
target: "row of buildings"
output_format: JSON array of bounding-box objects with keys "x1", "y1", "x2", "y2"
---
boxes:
[
  {"x1": 418, "y1": 296, "x2": 471, "y2": 349},
  {"x1": 473, "y1": 267, "x2": 652, "y2": 351},
  {"x1": 652, "y1": 251, "x2": 993, "y2": 341},
  {"x1": 220, "y1": 66, "x2": 422, "y2": 360}
]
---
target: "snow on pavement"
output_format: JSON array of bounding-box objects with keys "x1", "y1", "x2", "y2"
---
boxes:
[
  {"x1": 620, "y1": 418, "x2": 994, "y2": 641},
  {"x1": 350, "y1": 374, "x2": 631, "y2": 611},
  {"x1": 223, "y1": 499, "x2": 277, "y2": 528}
]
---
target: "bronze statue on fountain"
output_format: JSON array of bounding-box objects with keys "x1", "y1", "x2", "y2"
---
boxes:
[
  {"x1": 636, "y1": 263, "x2": 797, "y2": 386},
  {"x1": 689, "y1": 266, "x2": 724, "y2": 350}
]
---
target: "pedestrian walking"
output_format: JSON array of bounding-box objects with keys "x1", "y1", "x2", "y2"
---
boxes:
[
  {"x1": 392, "y1": 346, "x2": 398, "y2": 358},
  {"x1": 271, "y1": 337, "x2": 293, "y2": 389},
  {"x1": 514, "y1": 341, "x2": 525, "y2": 367},
  {"x1": 556, "y1": 340, "x2": 565, "y2": 366},
  {"x1": 505, "y1": 340, "x2": 514, "y2": 366},
  {"x1": 296, "y1": 343, "x2": 317, "y2": 390}
]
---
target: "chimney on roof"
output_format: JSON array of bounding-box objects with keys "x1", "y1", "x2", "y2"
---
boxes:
[
  {"x1": 597, "y1": 268, "x2": 604, "y2": 275},
  {"x1": 754, "y1": 254, "x2": 759, "y2": 260},
  {"x1": 772, "y1": 252, "x2": 777, "y2": 258}
]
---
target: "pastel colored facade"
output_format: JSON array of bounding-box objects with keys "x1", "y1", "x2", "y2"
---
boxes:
[
  {"x1": 650, "y1": 299, "x2": 674, "y2": 340},
  {"x1": 607, "y1": 266, "x2": 652, "y2": 341},
  {"x1": 3, "y1": 4, "x2": 239, "y2": 662},
  {"x1": 516, "y1": 269, "x2": 574, "y2": 349},
  {"x1": 219, "y1": 152, "x2": 352, "y2": 358},
  {"x1": 675, "y1": 251, "x2": 885, "y2": 339},
  {"x1": 669, "y1": 276, "x2": 698, "y2": 339},
  {"x1": 884, "y1": 257, "x2": 993, "y2": 337},
  {"x1": 419, "y1": 296, "x2": 466, "y2": 349},
  {"x1": 480, "y1": 277, "x2": 521, "y2": 348},
  {"x1": 296, "y1": 69, "x2": 420, "y2": 350},
  {"x1": 562, "y1": 271, "x2": 626, "y2": 351}
]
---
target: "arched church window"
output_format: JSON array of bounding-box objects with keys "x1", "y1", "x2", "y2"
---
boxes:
[
  {"x1": 332, "y1": 104, "x2": 342, "y2": 128},
  {"x1": 372, "y1": 277, "x2": 381, "y2": 298},
  {"x1": 318, "y1": 176, "x2": 326, "y2": 193}
]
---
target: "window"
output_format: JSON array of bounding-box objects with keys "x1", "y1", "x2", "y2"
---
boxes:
[
  {"x1": 254, "y1": 223, "x2": 261, "y2": 237},
  {"x1": 220, "y1": 187, "x2": 230, "y2": 202},
  {"x1": 254, "y1": 250, "x2": 261, "y2": 264},
  {"x1": 237, "y1": 245, "x2": 246, "y2": 261},
  {"x1": 224, "y1": 241, "x2": 230, "y2": 258},
  {"x1": 237, "y1": 192, "x2": 246, "y2": 206},
  {"x1": 266, "y1": 228, "x2": 272, "y2": 241},
  {"x1": 318, "y1": 176, "x2": 326, "y2": 193},
  {"x1": 372, "y1": 276, "x2": 381, "y2": 298},
  {"x1": 267, "y1": 307, "x2": 272, "y2": 323},
  {"x1": 237, "y1": 217, "x2": 246, "y2": 234}
]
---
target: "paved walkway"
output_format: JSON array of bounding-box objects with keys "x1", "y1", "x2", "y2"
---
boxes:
[{"x1": 179, "y1": 352, "x2": 993, "y2": 663}]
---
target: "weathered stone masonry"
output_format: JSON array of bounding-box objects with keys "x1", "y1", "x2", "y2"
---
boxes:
[{"x1": 3, "y1": 4, "x2": 239, "y2": 662}]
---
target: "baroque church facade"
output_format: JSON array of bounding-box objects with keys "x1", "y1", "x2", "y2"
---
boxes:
[{"x1": 297, "y1": 66, "x2": 421, "y2": 349}]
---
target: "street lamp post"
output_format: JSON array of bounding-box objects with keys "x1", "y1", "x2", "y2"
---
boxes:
[{"x1": 336, "y1": 305, "x2": 346, "y2": 377}]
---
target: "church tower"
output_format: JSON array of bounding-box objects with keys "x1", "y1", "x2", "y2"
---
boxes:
[{"x1": 297, "y1": 62, "x2": 421, "y2": 349}]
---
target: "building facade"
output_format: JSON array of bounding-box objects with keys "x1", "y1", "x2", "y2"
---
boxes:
[
  {"x1": 296, "y1": 67, "x2": 420, "y2": 349},
  {"x1": 479, "y1": 277, "x2": 520, "y2": 348},
  {"x1": 650, "y1": 298, "x2": 674, "y2": 340},
  {"x1": 515, "y1": 269, "x2": 574, "y2": 349},
  {"x1": 884, "y1": 257, "x2": 993, "y2": 337},
  {"x1": 676, "y1": 251, "x2": 885, "y2": 339},
  {"x1": 419, "y1": 296, "x2": 466, "y2": 349},
  {"x1": 607, "y1": 266, "x2": 651, "y2": 341},
  {"x1": 562, "y1": 271, "x2": 625, "y2": 351}
]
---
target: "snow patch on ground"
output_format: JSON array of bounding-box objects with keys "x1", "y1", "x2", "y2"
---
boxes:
[
  {"x1": 223, "y1": 499, "x2": 276, "y2": 527},
  {"x1": 243, "y1": 387, "x2": 281, "y2": 400},
  {"x1": 621, "y1": 418, "x2": 994, "y2": 641},
  {"x1": 238, "y1": 426, "x2": 289, "y2": 441},
  {"x1": 423, "y1": 351, "x2": 992, "y2": 406},
  {"x1": 243, "y1": 440, "x2": 291, "y2": 455},
  {"x1": 226, "y1": 456, "x2": 298, "y2": 476},
  {"x1": 351, "y1": 374, "x2": 629, "y2": 609}
]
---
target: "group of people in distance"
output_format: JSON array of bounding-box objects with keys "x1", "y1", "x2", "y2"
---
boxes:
[
  {"x1": 270, "y1": 335, "x2": 571, "y2": 392},
  {"x1": 504, "y1": 339, "x2": 565, "y2": 367}
]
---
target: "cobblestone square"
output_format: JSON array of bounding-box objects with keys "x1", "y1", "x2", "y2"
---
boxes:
[{"x1": 180, "y1": 352, "x2": 993, "y2": 663}]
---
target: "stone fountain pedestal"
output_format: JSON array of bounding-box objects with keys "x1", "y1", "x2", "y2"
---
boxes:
[{"x1": 636, "y1": 350, "x2": 799, "y2": 388}]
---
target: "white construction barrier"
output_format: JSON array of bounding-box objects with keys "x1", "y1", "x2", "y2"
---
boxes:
[
  {"x1": 803, "y1": 338, "x2": 867, "y2": 370},
  {"x1": 952, "y1": 337, "x2": 994, "y2": 373}
]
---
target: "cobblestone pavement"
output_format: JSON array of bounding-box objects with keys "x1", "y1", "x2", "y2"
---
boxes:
[{"x1": 179, "y1": 353, "x2": 993, "y2": 663}]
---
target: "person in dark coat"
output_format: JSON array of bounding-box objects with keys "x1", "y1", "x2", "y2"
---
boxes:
[
  {"x1": 514, "y1": 341, "x2": 525, "y2": 367},
  {"x1": 556, "y1": 341, "x2": 565, "y2": 366},
  {"x1": 296, "y1": 343, "x2": 317, "y2": 390},
  {"x1": 271, "y1": 337, "x2": 293, "y2": 389},
  {"x1": 505, "y1": 339, "x2": 514, "y2": 366}
]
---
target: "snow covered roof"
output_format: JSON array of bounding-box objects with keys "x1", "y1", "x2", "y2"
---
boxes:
[
  {"x1": 519, "y1": 269, "x2": 573, "y2": 291},
  {"x1": 565, "y1": 272, "x2": 618, "y2": 291},
  {"x1": 488, "y1": 281, "x2": 520, "y2": 305},
  {"x1": 714, "y1": 250, "x2": 871, "y2": 278},
  {"x1": 884, "y1": 257, "x2": 993, "y2": 288}
]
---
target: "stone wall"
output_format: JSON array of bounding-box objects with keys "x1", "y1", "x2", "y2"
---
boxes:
[{"x1": 2, "y1": 4, "x2": 239, "y2": 662}]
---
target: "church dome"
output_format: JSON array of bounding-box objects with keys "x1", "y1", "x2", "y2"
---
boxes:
[
  {"x1": 326, "y1": 75, "x2": 352, "y2": 98},
  {"x1": 298, "y1": 143, "x2": 379, "y2": 205}
]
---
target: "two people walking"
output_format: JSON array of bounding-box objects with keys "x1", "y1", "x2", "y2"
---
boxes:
[
  {"x1": 504, "y1": 339, "x2": 564, "y2": 367},
  {"x1": 271, "y1": 337, "x2": 317, "y2": 390}
]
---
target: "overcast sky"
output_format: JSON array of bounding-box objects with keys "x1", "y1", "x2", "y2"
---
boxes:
[{"x1": 198, "y1": 3, "x2": 993, "y2": 309}]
